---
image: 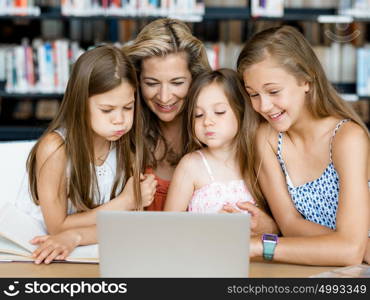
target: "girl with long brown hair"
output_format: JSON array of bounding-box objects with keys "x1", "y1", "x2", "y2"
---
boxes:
[
  {"x1": 22, "y1": 45, "x2": 156, "y2": 264},
  {"x1": 238, "y1": 25, "x2": 369, "y2": 265},
  {"x1": 164, "y1": 69, "x2": 277, "y2": 236}
]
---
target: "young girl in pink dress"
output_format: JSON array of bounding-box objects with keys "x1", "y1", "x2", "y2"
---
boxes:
[{"x1": 165, "y1": 69, "x2": 261, "y2": 214}]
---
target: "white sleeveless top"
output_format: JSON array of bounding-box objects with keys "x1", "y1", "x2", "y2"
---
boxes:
[{"x1": 15, "y1": 128, "x2": 121, "y2": 229}]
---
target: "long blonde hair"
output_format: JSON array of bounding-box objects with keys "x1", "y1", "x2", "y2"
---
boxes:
[
  {"x1": 237, "y1": 25, "x2": 369, "y2": 205},
  {"x1": 184, "y1": 68, "x2": 263, "y2": 207},
  {"x1": 123, "y1": 18, "x2": 211, "y2": 168},
  {"x1": 27, "y1": 45, "x2": 143, "y2": 211}
]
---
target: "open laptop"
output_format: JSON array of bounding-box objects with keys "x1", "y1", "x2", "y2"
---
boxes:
[{"x1": 97, "y1": 211, "x2": 250, "y2": 278}]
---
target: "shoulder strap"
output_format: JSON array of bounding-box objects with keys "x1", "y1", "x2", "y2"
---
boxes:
[
  {"x1": 276, "y1": 132, "x2": 285, "y2": 162},
  {"x1": 196, "y1": 150, "x2": 215, "y2": 182},
  {"x1": 329, "y1": 119, "x2": 350, "y2": 162}
]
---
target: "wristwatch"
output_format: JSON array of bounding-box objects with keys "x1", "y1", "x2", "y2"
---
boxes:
[{"x1": 262, "y1": 233, "x2": 278, "y2": 260}]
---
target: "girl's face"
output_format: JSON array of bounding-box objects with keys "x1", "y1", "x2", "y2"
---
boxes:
[
  {"x1": 194, "y1": 82, "x2": 239, "y2": 150},
  {"x1": 140, "y1": 52, "x2": 192, "y2": 123},
  {"x1": 243, "y1": 56, "x2": 309, "y2": 132},
  {"x1": 89, "y1": 81, "x2": 135, "y2": 142}
]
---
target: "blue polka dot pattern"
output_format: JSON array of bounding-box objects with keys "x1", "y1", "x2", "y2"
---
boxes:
[{"x1": 276, "y1": 119, "x2": 349, "y2": 230}]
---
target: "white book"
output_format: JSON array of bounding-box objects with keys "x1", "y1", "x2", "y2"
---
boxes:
[
  {"x1": 0, "y1": 201, "x2": 98, "y2": 263},
  {"x1": 0, "y1": 47, "x2": 6, "y2": 81},
  {"x1": 14, "y1": 46, "x2": 28, "y2": 93},
  {"x1": 329, "y1": 42, "x2": 341, "y2": 83},
  {"x1": 5, "y1": 48, "x2": 14, "y2": 93},
  {"x1": 340, "y1": 43, "x2": 356, "y2": 83}
]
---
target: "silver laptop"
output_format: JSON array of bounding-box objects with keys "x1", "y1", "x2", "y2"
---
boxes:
[{"x1": 97, "y1": 211, "x2": 250, "y2": 278}]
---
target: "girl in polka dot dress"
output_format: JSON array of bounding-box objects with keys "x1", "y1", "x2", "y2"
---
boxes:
[
  {"x1": 165, "y1": 69, "x2": 279, "y2": 235},
  {"x1": 237, "y1": 25, "x2": 369, "y2": 266},
  {"x1": 22, "y1": 46, "x2": 157, "y2": 264}
]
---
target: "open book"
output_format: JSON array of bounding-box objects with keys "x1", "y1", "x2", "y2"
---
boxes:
[{"x1": 0, "y1": 201, "x2": 98, "y2": 263}]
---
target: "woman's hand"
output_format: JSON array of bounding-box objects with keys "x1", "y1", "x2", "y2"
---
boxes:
[
  {"x1": 221, "y1": 201, "x2": 279, "y2": 236},
  {"x1": 140, "y1": 174, "x2": 157, "y2": 207},
  {"x1": 30, "y1": 229, "x2": 81, "y2": 264}
]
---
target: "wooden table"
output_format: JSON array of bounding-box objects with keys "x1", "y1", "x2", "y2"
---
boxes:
[{"x1": 0, "y1": 261, "x2": 336, "y2": 278}]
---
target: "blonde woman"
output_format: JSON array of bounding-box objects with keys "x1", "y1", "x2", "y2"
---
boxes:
[
  {"x1": 123, "y1": 18, "x2": 211, "y2": 210},
  {"x1": 237, "y1": 26, "x2": 369, "y2": 266}
]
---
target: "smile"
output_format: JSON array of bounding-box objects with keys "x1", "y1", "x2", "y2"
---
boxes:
[
  {"x1": 268, "y1": 111, "x2": 285, "y2": 121},
  {"x1": 154, "y1": 101, "x2": 178, "y2": 112}
]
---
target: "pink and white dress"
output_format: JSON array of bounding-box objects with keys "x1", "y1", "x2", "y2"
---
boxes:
[{"x1": 188, "y1": 151, "x2": 254, "y2": 213}]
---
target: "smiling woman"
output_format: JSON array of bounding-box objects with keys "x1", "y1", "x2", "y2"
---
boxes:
[{"x1": 123, "y1": 18, "x2": 211, "y2": 210}]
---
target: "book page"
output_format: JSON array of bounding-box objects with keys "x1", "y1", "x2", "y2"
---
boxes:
[
  {"x1": 67, "y1": 244, "x2": 99, "y2": 263},
  {"x1": 0, "y1": 201, "x2": 46, "y2": 252},
  {"x1": 0, "y1": 236, "x2": 31, "y2": 258}
]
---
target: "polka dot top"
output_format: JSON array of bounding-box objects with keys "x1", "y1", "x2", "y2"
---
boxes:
[{"x1": 276, "y1": 119, "x2": 349, "y2": 230}]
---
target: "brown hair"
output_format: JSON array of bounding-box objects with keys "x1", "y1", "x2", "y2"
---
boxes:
[
  {"x1": 237, "y1": 25, "x2": 369, "y2": 205},
  {"x1": 27, "y1": 45, "x2": 144, "y2": 211},
  {"x1": 123, "y1": 18, "x2": 211, "y2": 168},
  {"x1": 183, "y1": 68, "x2": 263, "y2": 207}
]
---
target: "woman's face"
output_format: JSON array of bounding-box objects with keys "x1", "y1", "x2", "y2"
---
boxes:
[{"x1": 140, "y1": 52, "x2": 192, "y2": 123}]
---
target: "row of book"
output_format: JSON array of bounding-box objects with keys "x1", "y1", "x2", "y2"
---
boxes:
[
  {"x1": 205, "y1": 41, "x2": 367, "y2": 93},
  {"x1": 339, "y1": 0, "x2": 370, "y2": 18},
  {"x1": 0, "y1": 0, "x2": 40, "y2": 15},
  {"x1": 0, "y1": 39, "x2": 84, "y2": 94},
  {"x1": 1, "y1": 38, "x2": 369, "y2": 96},
  {"x1": 61, "y1": 0, "x2": 205, "y2": 21}
]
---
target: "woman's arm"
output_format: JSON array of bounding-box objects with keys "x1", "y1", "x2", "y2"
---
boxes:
[
  {"x1": 36, "y1": 133, "x2": 139, "y2": 235},
  {"x1": 252, "y1": 122, "x2": 369, "y2": 266},
  {"x1": 164, "y1": 153, "x2": 196, "y2": 211}
]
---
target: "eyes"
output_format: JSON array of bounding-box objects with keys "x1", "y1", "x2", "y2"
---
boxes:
[
  {"x1": 195, "y1": 111, "x2": 226, "y2": 118},
  {"x1": 100, "y1": 106, "x2": 134, "y2": 114},
  {"x1": 144, "y1": 81, "x2": 184, "y2": 87},
  {"x1": 248, "y1": 90, "x2": 281, "y2": 98}
]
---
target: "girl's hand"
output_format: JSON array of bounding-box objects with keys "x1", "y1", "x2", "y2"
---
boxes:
[
  {"x1": 30, "y1": 230, "x2": 81, "y2": 264},
  {"x1": 221, "y1": 201, "x2": 279, "y2": 236},
  {"x1": 140, "y1": 174, "x2": 157, "y2": 207}
]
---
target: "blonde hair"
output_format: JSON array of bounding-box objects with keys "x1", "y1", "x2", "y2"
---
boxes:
[
  {"x1": 123, "y1": 18, "x2": 211, "y2": 168},
  {"x1": 27, "y1": 45, "x2": 144, "y2": 211},
  {"x1": 237, "y1": 25, "x2": 370, "y2": 205}
]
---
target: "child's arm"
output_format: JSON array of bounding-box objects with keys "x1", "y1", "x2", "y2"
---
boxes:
[
  {"x1": 254, "y1": 124, "x2": 333, "y2": 236},
  {"x1": 164, "y1": 153, "x2": 197, "y2": 211},
  {"x1": 253, "y1": 123, "x2": 369, "y2": 266},
  {"x1": 36, "y1": 133, "x2": 153, "y2": 235},
  {"x1": 30, "y1": 225, "x2": 97, "y2": 264}
]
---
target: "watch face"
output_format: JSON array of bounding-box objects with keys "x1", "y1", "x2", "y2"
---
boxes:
[{"x1": 263, "y1": 234, "x2": 278, "y2": 242}]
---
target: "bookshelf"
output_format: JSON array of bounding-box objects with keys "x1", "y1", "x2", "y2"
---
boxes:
[{"x1": 0, "y1": 1, "x2": 369, "y2": 141}]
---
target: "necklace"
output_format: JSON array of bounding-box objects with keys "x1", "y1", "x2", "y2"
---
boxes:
[{"x1": 95, "y1": 141, "x2": 113, "y2": 166}]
